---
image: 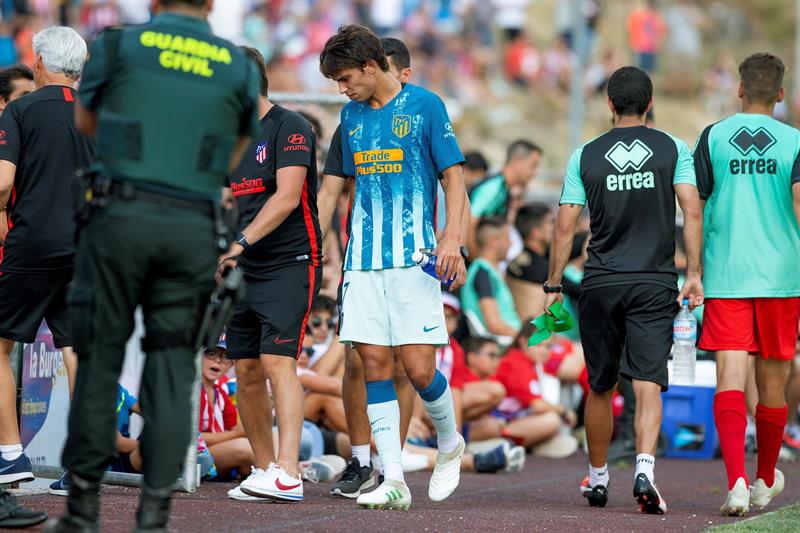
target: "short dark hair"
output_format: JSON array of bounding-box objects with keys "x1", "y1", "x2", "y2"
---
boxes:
[
  {"x1": 464, "y1": 150, "x2": 488, "y2": 173},
  {"x1": 0, "y1": 65, "x2": 32, "y2": 101},
  {"x1": 514, "y1": 320, "x2": 537, "y2": 349},
  {"x1": 739, "y1": 52, "x2": 785, "y2": 104},
  {"x1": 476, "y1": 216, "x2": 508, "y2": 248},
  {"x1": 240, "y1": 46, "x2": 268, "y2": 97},
  {"x1": 381, "y1": 37, "x2": 411, "y2": 71},
  {"x1": 320, "y1": 25, "x2": 389, "y2": 78},
  {"x1": 607, "y1": 66, "x2": 652, "y2": 116},
  {"x1": 312, "y1": 295, "x2": 337, "y2": 315},
  {"x1": 461, "y1": 336, "x2": 497, "y2": 356},
  {"x1": 505, "y1": 139, "x2": 541, "y2": 165},
  {"x1": 515, "y1": 202, "x2": 551, "y2": 238}
]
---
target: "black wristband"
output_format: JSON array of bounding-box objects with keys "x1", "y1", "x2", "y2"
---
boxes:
[
  {"x1": 234, "y1": 232, "x2": 251, "y2": 250},
  {"x1": 543, "y1": 281, "x2": 563, "y2": 294}
]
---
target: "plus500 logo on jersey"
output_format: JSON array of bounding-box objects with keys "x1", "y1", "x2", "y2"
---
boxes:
[
  {"x1": 354, "y1": 149, "x2": 404, "y2": 176},
  {"x1": 604, "y1": 140, "x2": 655, "y2": 191}
]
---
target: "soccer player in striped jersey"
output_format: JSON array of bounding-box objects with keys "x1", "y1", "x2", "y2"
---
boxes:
[{"x1": 319, "y1": 25, "x2": 467, "y2": 510}]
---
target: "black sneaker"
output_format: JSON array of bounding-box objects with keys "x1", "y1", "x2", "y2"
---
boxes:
[
  {"x1": 580, "y1": 476, "x2": 608, "y2": 507},
  {"x1": 0, "y1": 489, "x2": 47, "y2": 528},
  {"x1": 330, "y1": 459, "x2": 374, "y2": 499},
  {"x1": 633, "y1": 473, "x2": 667, "y2": 514}
]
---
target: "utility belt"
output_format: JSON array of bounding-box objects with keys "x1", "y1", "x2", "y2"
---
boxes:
[{"x1": 75, "y1": 170, "x2": 235, "y2": 253}]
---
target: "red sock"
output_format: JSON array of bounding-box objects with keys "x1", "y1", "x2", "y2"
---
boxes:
[
  {"x1": 755, "y1": 403, "x2": 788, "y2": 487},
  {"x1": 714, "y1": 390, "x2": 748, "y2": 490}
]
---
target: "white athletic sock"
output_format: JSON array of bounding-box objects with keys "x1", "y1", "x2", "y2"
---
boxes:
[
  {"x1": 589, "y1": 463, "x2": 609, "y2": 488},
  {"x1": 0, "y1": 443, "x2": 23, "y2": 461},
  {"x1": 351, "y1": 444, "x2": 371, "y2": 468},
  {"x1": 635, "y1": 453, "x2": 655, "y2": 482},
  {"x1": 366, "y1": 400, "x2": 404, "y2": 482},
  {"x1": 418, "y1": 371, "x2": 459, "y2": 453}
]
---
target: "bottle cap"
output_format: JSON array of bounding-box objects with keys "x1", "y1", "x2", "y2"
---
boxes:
[
  {"x1": 411, "y1": 251, "x2": 424, "y2": 264},
  {"x1": 682, "y1": 298, "x2": 689, "y2": 305}
]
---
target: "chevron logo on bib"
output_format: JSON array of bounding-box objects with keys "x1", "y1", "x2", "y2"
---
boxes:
[{"x1": 605, "y1": 140, "x2": 653, "y2": 173}]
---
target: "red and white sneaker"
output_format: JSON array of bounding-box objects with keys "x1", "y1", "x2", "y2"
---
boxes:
[{"x1": 240, "y1": 464, "x2": 303, "y2": 502}]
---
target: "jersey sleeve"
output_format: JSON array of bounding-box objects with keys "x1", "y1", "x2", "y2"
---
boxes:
[
  {"x1": 238, "y1": 60, "x2": 261, "y2": 137},
  {"x1": 0, "y1": 103, "x2": 22, "y2": 165},
  {"x1": 78, "y1": 30, "x2": 114, "y2": 112},
  {"x1": 469, "y1": 178, "x2": 501, "y2": 217},
  {"x1": 473, "y1": 267, "x2": 494, "y2": 299},
  {"x1": 671, "y1": 136, "x2": 697, "y2": 186},
  {"x1": 323, "y1": 124, "x2": 348, "y2": 178},
  {"x1": 274, "y1": 113, "x2": 313, "y2": 170},
  {"x1": 221, "y1": 390, "x2": 238, "y2": 430},
  {"x1": 791, "y1": 143, "x2": 800, "y2": 185},
  {"x1": 693, "y1": 125, "x2": 714, "y2": 200},
  {"x1": 448, "y1": 340, "x2": 467, "y2": 390},
  {"x1": 427, "y1": 94, "x2": 465, "y2": 173},
  {"x1": 340, "y1": 108, "x2": 356, "y2": 178},
  {"x1": 559, "y1": 147, "x2": 586, "y2": 205}
]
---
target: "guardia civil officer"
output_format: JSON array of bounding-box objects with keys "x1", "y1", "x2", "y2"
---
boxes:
[{"x1": 46, "y1": 0, "x2": 259, "y2": 531}]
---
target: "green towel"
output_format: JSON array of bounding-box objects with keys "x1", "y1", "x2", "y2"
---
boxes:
[{"x1": 528, "y1": 301, "x2": 575, "y2": 346}]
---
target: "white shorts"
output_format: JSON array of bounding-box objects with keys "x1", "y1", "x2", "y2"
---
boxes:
[{"x1": 339, "y1": 266, "x2": 448, "y2": 346}]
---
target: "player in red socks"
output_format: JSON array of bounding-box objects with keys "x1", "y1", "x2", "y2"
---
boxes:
[{"x1": 694, "y1": 52, "x2": 800, "y2": 515}]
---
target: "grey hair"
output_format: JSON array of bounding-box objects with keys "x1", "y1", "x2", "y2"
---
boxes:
[{"x1": 32, "y1": 27, "x2": 87, "y2": 80}]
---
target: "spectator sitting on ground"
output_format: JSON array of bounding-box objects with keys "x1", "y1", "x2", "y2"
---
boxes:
[
  {"x1": 298, "y1": 332, "x2": 348, "y2": 433},
  {"x1": 506, "y1": 202, "x2": 557, "y2": 319},
  {"x1": 492, "y1": 329, "x2": 579, "y2": 458},
  {"x1": 462, "y1": 217, "x2": 521, "y2": 340},
  {"x1": 49, "y1": 383, "x2": 143, "y2": 496},
  {"x1": 199, "y1": 345, "x2": 255, "y2": 480},
  {"x1": 468, "y1": 139, "x2": 542, "y2": 253},
  {"x1": 306, "y1": 295, "x2": 345, "y2": 377}
]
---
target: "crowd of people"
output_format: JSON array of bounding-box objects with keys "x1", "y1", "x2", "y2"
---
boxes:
[{"x1": 0, "y1": 0, "x2": 798, "y2": 531}]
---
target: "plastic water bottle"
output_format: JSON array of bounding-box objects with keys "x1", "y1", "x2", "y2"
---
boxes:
[
  {"x1": 672, "y1": 298, "x2": 697, "y2": 385},
  {"x1": 412, "y1": 251, "x2": 453, "y2": 287}
]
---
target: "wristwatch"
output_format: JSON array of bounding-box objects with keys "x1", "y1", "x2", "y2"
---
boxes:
[
  {"x1": 459, "y1": 245, "x2": 469, "y2": 259},
  {"x1": 234, "y1": 232, "x2": 251, "y2": 250},
  {"x1": 543, "y1": 281, "x2": 563, "y2": 294}
]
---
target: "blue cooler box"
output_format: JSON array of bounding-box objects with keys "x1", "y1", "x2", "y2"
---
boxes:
[{"x1": 661, "y1": 385, "x2": 718, "y2": 459}]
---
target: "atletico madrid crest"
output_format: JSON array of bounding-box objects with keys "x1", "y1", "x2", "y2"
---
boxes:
[{"x1": 255, "y1": 141, "x2": 268, "y2": 164}]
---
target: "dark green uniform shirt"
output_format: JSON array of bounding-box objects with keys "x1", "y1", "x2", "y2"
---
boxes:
[{"x1": 79, "y1": 13, "x2": 260, "y2": 200}]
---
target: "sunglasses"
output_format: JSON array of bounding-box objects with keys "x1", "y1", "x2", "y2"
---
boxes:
[
  {"x1": 203, "y1": 351, "x2": 230, "y2": 363},
  {"x1": 310, "y1": 317, "x2": 335, "y2": 328}
]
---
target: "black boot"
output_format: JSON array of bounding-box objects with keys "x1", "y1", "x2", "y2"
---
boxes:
[
  {"x1": 0, "y1": 489, "x2": 48, "y2": 528},
  {"x1": 43, "y1": 474, "x2": 100, "y2": 533},
  {"x1": 134, "y1": 485, "x2": 173, "y2": 533}
]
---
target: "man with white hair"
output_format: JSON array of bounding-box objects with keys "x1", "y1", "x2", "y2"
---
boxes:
[{"x1": 0, "y1": 25, "x2": 91, "y2": 529}]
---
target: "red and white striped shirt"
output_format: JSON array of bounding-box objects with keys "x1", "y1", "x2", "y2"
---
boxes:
[{"x1": 199, "y1": 382, "x2": 238, "y2": 434}]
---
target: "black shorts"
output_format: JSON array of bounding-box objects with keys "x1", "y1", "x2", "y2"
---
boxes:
[
  {"x1": 578, "y1": 283, "x2": 678, "y2": 392},
  {"x1": 0, "y1": 270, "x2": 73, "y2": 347},
  {"x1": 227, "y1": 263, "x2": 321, "y2": 359}
]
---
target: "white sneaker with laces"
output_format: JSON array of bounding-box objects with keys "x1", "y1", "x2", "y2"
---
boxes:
[
  {"x1": 428, "y1": 433, "x2": 465, "y2": 502},
  {"x1": 720, "y1": 477, "x2": 750, "y2": 516},
  {"x1": 504, "y1": 445, "x2": 526, "y2": 473},
  {"x1": 228, "y1": 467, "x2": 271, "y2": 501},
  {"x1": 241, "y1": 464, "x2": 303, "y2": 502},
  {"x1": 750, "y1": 469, "x2": 784, "y2": 509},
  {"x1": 356, "y1": 478, "x2": 411, "y2": 510}
]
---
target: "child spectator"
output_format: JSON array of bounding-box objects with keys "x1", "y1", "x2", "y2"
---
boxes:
[
  {"x1": 199, "y1": 345, "x2": 255, "y2": 480},
  {"x1": 298, "y1": 331, "x2": 348, "y2": 432}
]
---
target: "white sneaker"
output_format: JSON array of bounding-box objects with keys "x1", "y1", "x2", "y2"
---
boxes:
[
  {"x1": 504, "y1": 445, "x2": 526, "y2": 473},
  {"x1": 750, "y1": 469, "x2": 784, "y2": 509},
  {"x1": 720, "y1": 477, "x2": 750, "y2": 516},
  {"x1": 428, "y1": 433, "x2": 465, "y2": 502},
  {"x1": 356, "y1": 478, "x2": 412, "y2": 510},
  {"x1": 300, "y1": 455, "x2": 346, "y2": 483},
  {"x1": 227, "y1": 485, "x2": 269, "y2": 502},
  {"x1": 241, "y1": 464, "x2": 303, "y2": 502}
]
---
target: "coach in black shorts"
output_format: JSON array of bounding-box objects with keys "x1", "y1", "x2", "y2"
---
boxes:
[
  {"x1": 544, "y1": 67, "x2": 704, "y2": 514},
  {"x1": 218, "y1": 48, "x2": 321, "y2": 502},
  {"x1": 0, "y1": 27, "x2": 92, "y2": 493}
]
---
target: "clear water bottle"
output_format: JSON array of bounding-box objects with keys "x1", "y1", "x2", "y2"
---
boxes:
[
  {"x1": 672, "y1": 298, "x2": 697, "y2": 385},
  {"x1": 411, "y1": 251, "x2": 453, "y2": 287}
]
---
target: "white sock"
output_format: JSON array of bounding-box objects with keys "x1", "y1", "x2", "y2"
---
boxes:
[
  {"x1": 635, "y1": 453, "x2": 655, "y2": 482},
  {"x1": 351, "y1": 444, "x2": 371, "y2": 468},
  {"x1": 419, "y1": 372, "x2": 460, "y2": 453},
  {"x1": 589, "y1": 463, "x2": 609, "y2": 488},
  {"x1": 0, "y1": 444, "x2": 22, "y2": 461},
  {"x1": 367, "y1": 400, "x2": 404, "y2": 482}
]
